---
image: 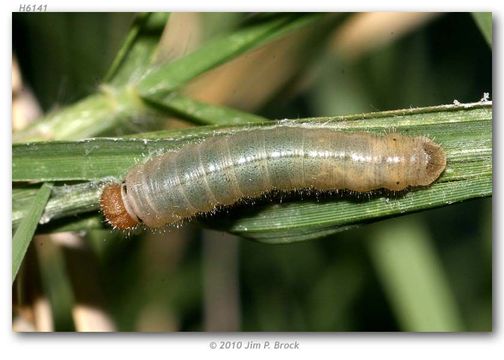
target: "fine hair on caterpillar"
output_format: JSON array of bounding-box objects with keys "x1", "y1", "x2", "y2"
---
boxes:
[{"x1": 100, "y1": 127, "x2": 447, "y2": 230}]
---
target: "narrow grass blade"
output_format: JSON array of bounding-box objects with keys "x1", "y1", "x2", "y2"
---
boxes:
[
  {"x1": 13, "y1": 14, "x2": 319, "y2": 143},
  {"x1": 12, "y1": 183, "x2": 53, "y2": 283},
  {"x1": 367, "y1": 218, "x2": 464, "y2": 331},
  {"x1": 138, "y1": 13, "x2": 322, "y2": 98},
  {"x1": 13, "y1": 13, "x2": 170, "y2": 143},
  {"x1": 12, "y1": 88, "x2": 167, "y2": 142},
  {"x1": 104, "y1": 12, "x2": 170, "y2": 85},
  {"x1": 472, "y1": 12, "x2": 492, "y2": 47},
  {"x1": 13, "y1": 182, "x2": 103, "y2": 229},
  {"x1": 142, "y1": 92, "x2": 268, "y2": 125}
]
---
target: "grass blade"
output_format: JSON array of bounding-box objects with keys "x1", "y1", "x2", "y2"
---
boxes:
[
  {"x1": 142, "y1": 92, "x2": 268, "y2": 125},
  {"x1": 13, "y1": 14, "x2": 320, "y2": 143},
  {"x1": 137, "y1": 13, "x2": 322, "y2": 98},
  {"x1": 12, "y1": 183, "x2": 53, "y2": 283},
  {"x1": 472, "y1": 12, "x2": 492, "y2": 47},
  {"x1": 13, "y1": 102, "x2": 491, "y2": 181},
  {"x1": 104, "y1": 12, "x2": 170, "y2": 85},
  {"x1": 12, "y1": 87, "x2": 167, "y2": 142},
  {"x1": 12, "y1": 102, "x2": 492, "y2": 243},
  {"x1": 368, "y1": 218, "x2": 464, "y2": 331},
  {"x1": 13, "y1": 182, "x2": 103, "y2": 230}
]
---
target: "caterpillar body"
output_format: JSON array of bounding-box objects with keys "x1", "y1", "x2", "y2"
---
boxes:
[{"x1": 100, "y1": 127, "x2": 446, "y2": 229}]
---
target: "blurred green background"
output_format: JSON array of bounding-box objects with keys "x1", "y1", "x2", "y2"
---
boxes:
[{"x1": 12, "y1": 12, "x2": 491, "y2": 331}]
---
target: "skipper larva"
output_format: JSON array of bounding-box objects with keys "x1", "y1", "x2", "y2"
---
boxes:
[{"x1": 100, "y1": 126, "x2": 446, "y2": 229}]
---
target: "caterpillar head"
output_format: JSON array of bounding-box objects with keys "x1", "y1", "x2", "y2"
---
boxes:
[{"x1": 100, "y1": 183, "x2": 139, "y2": 229}]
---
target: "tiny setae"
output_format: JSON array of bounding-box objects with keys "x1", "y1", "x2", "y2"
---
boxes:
[{"x1": 100, "y1": 126, "x2": 446, "y2": 229}]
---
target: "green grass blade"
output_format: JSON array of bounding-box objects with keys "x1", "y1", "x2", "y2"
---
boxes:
[
  {"x1": 13, "y1": 13, "x2": 319, "y2": 143},
  {"x1": 142, "y1": 92, "x2": 268, "y2": 125},
  {"x1": 13, "y1": 182, "x2": 103, "y2": 230},
  {"x1": 217, "y1": 176, "x2": 491, "y2": 243},
  {"x1": 12, "y1": 102, "x2": 492, "y2": 243},
  {"x1": 14, "y1": 12, "x2": 171, "y2": 143},
  {"x1": 472, "y1": 12, "x2": 492, "y2": 47},
  {"x1": 12, "y1": 183, "x2": 53, "y2": 283},
  {"x1": 104, "y1": 12, "x2": 170, "y2": 85},
  {"x1": 12, "y1": 102, "x2": 491, "y2": 181},
  {"x1": 137, "y1": 13, "x2": 322, "y2": 98},
  {"x1": 12, "y1": 87, "x2": 166, "y2": 142},
  {"x1": 368, "y1": 218, "x2": 464, "y2": 331}
]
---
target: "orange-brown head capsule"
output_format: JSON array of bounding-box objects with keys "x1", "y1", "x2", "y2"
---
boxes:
[{"x1": 100, "y1": 184, "x2": 139, "y2": 229}]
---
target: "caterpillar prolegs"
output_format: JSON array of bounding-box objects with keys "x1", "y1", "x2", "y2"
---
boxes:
[{"x1": 100, "y1": 127, "x2": 446, "y2": 229}]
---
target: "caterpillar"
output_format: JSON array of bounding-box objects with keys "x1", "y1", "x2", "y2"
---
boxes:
[{"x1": 100, "y1": 126, "x2": 446, "y2": 229}]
